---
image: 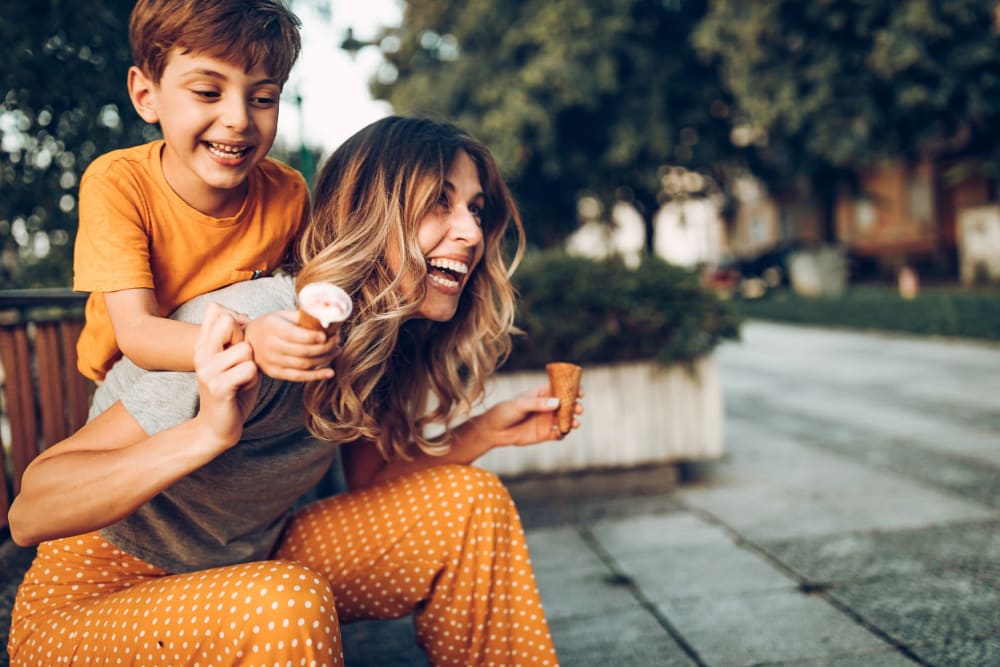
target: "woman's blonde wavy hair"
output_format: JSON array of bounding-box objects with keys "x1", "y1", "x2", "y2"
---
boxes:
[{"x1": 294, "y1": 116, "x2": 526, "y2": 461}]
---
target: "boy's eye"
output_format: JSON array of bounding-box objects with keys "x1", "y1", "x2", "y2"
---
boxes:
[
  {"x1": 193, "y1": 89, "x2": 220, "y2": 99},
  {"x1": 251, "y1": 94, "x2": 278, "y2": 107}
]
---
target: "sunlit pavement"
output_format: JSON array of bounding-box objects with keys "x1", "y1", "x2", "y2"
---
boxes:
[{"x1": 341, "y1": 321, "x2": 1000, "y2": 666}]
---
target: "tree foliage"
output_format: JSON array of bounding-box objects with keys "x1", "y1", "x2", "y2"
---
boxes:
[
  {"x1": 0, "y1": 0, "x2": 154, "y2": 288},
  {"x1": 371, "y1": 0, "x2": 738, "y2": 249},
  {"x1": 693, "y1": 0, "x2": 1000, "y2": 185},
  {"x1": 373, "y1": 0, "x2": 1000, "y2": 248}
]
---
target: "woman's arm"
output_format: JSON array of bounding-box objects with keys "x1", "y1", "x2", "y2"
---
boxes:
[
  {"x1": 344, "y1": 385, "x2": 582, "y2": 489},
  {"x1": 8, "y1": 304, "x2": 259, "y2": 546}
]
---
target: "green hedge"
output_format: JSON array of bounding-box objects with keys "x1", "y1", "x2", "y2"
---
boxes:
[
  {"x1": 732, "y1": 286, "x2": 1000, "y2": 341},
  {"x1": 504, "y1": 252, "x2": 742, "y2": 371}
]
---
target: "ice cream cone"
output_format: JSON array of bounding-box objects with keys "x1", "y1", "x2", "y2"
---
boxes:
[
  {"x1": 546, "y1": 362, "x2": 582, "y2": 435},
  {"x1": 297, "y1": 282, "x2": 352, "y2": 336}
]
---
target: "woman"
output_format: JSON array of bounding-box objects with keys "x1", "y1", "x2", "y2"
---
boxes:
[{"x1": 8, "y1": 116, "x2": 580, "y2": 666}]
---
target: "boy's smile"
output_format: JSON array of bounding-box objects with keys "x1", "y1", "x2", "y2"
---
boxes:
[{"x1": 128, "y1": 50, "x2": 281, "y2": 218}]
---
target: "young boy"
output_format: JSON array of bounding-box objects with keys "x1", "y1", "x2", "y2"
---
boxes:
[{"x1": 73, "y1": 0, "x2": 336, "y2": 382}]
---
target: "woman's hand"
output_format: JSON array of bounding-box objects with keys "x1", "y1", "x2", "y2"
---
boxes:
[
  {"x1": 476, "y1": 384, "x2": 584, "y2": 448},
  {"x1": 193, "y1": 303, "x2": 261, "y2": 450}
]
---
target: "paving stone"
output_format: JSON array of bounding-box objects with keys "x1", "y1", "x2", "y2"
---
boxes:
[
  {"x1": 533, "y1": 558, "x2": 637, "y2": 622},
  {"x1": 655, "y1": 588, "x2": 892, "y2": 666},
  {"x1": 750, "y1": 647, "x2": 919, "y2": 666},
  {"x1": 611, "y1": 542, "x2": 795, "y2": 601},
  {"x1": 759, "y1": 519, "x2": 1000, "y2": 586},
  {"x1": 525, "y1": 525, "x2": 607, "y2": 573},
  {"x1": 828, "y1": 571, "x2": 1000, "y2": 646},
  {"x1": 673, "y1": 479, "x2": 876, "y2": 541},
  {"x1": 735, "y1": 404, "x2": 1000, "y2": 510},
  {"x1": 909, "y1": 637, "x2": 1000, "y2": 667},
  {"x1": 341, "y1": 616, "x2": 427, "y2": 666},
  {"x1": 589, "y1": 511, "x2": 736, "y2": 555},
  {"x1": 548, "y1": 606, "x2": 696, "y2": 667},
  {"x1": 508, "y1": 464, "x2": 683, "y2": 530}
]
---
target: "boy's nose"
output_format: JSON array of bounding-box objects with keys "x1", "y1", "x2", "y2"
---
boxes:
[{"x1": 221, "y1": 99, "x2": 251, "y2": 131}]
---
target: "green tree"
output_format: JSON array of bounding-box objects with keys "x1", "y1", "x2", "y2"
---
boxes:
[
  {"x1": 0, "y1": 0, "x2": 154, "y2": 288},
  {"x1": 693, "y1": 0, "x2": 1000, "y2": 240},
  {"x1": 370, "y1": 0, "x2": 739, "y2": 250}
]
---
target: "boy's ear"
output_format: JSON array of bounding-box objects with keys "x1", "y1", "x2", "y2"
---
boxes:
[{"x1": 127, "y1": 66, "x2": 160, "y2": 124}]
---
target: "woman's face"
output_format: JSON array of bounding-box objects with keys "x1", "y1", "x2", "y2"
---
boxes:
[{"x1": 410, "y1": 149, "x2": 487, "y2": 321}]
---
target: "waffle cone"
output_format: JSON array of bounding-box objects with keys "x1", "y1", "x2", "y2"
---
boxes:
[
  {"x1": 297, "y1": 308, "x2": 342, "y2": 336},
  {"x1": 546, "y1": 362, "x2": 582, "y2": 434}
]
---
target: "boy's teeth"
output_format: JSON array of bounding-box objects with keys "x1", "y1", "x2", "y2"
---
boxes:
[{"x1": 207, "y1": 143, "x2": 249, "y2": 158}]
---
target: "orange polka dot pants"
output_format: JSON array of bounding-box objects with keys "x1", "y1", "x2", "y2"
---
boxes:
[{"x1": 8, "y1": 464, "x2": 559, "y2": 666}]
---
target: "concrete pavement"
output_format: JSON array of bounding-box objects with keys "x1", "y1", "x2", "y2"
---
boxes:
[{"x1": 341, "y1": 321, "x2": 1000, "y2": 665}]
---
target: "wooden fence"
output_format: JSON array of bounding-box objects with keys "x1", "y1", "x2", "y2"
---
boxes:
[{"x1": 0, "y1": 289, "x2": 92, "y2": 529}]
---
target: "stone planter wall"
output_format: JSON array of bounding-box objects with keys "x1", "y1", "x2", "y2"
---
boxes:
[{"x1": 476, "y1": 356, "x2": 724, "y2": 477}]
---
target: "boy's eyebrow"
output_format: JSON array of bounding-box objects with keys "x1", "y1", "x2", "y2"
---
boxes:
[{"x1": 179, "y1": 68, "x2": 280, "y2": 87}]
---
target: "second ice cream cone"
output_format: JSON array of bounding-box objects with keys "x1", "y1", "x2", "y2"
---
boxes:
[{"x1": 546, "y1": 362, "x2": 582, "y2": 435}]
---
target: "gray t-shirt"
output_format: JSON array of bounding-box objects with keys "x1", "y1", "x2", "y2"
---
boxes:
[{"x1": 91, "y1": 275, "x2": 341, "y2": 573}]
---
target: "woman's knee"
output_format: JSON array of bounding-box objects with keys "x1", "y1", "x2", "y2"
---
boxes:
[
  {"x1": 229, "y1": 561, "x2": 337, "y2": 630},
  {"x1": 425, "y1": 464, "x2": 516, "y2": 520}
]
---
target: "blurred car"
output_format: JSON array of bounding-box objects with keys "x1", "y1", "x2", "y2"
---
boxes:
[{"x1": 708, "y1": 241, "x2": 804, "y2": 299}]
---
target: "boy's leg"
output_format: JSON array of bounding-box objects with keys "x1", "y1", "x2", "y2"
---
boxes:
[
  {"x1": 9, "y1": 532, "x2": 343, "y2": 666},
  {"x1": 275, "y1": 464, "x2": 559, "y2": 666}
]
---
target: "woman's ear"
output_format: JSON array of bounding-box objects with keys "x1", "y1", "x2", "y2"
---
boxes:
[{"x1": 127, "y1": 66, "x2": 160, "y2": 124}]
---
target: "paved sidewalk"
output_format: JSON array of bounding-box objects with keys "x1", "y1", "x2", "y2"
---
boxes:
[
  {"x1": 3, "y1": 321, "x2": 999, "y2": 666},
  {"x1": 340, "y1": 321, "x2": 1000, "y2": 666}
]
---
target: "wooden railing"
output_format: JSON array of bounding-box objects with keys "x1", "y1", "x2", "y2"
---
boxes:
[{"x1": 0, "y1": 289, "x2": 93, "y2": 529}]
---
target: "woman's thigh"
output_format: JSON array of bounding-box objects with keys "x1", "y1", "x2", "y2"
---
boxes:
[{"x1": 9, "y1": 532, "x2": 342, "y2": 666}]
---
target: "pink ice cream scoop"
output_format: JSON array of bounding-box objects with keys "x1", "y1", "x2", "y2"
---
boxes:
[{"x1": 297, "y1": 282, "x2": 352, "y2": 335}]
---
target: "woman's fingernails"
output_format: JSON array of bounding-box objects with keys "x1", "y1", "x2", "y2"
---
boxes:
[{"x1": 546, "y1": 397, "x2": 560, "y2": 408}]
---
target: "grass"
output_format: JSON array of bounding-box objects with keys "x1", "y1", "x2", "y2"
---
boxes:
[{"x1": 731, "y1": 284, "x2": 1000, "y2": 342}]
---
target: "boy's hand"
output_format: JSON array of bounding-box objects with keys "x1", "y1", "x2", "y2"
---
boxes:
[{"x1": 244, "y1": 310, "x2": 340, "y2": 382}]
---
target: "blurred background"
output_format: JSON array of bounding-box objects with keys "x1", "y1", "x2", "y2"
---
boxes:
[{"x1": 2, "y1": 0, "x2": 999, "y2": 338}]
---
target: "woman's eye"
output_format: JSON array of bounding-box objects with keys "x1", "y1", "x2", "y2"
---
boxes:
[
  {"x1": 469, "y1": 203, "x2": 484, "y2": 225},
  {"x1": 436, "y1": 193, "x2": 450, "y2": 210}
]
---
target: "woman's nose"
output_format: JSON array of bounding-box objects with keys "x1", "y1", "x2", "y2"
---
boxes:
[{"x1": 450, "y1": 207, "x2": 483, "y2": 244}]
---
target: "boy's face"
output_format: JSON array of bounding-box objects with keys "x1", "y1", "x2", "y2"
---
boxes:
[{"x1": 128, "y1": 50, "x2": 282, "y2": 217}]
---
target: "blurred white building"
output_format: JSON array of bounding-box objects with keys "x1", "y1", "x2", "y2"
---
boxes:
[{"x1": 566, "y1": 198, "x2": 726, "y2": 268}]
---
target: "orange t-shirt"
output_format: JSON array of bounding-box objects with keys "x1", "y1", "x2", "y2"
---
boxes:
[{"x1": 73, "y1": 140, "x2": 309, "y2": 381}]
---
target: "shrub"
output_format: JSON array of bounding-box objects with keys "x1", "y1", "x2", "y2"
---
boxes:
[
  {"x1": 503, "y1": 252, "x2": 741, "y2": 371},
  {"x1": 733, "y1": 286, "x2": 1000, "y2": 340}
]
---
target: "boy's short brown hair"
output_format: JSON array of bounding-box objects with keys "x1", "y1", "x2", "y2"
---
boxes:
[{"x1": 129, "y1": 0, "x2": 302, "y2": 85}]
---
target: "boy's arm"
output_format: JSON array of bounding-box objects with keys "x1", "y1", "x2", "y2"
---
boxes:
[{"x1": 105, "y1": 288, "x2": 203, "y2": 371}]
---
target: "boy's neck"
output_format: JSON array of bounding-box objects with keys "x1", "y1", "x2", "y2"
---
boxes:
[{"x1": 158, "y1": 143, "x2": 251, "y2": 218}]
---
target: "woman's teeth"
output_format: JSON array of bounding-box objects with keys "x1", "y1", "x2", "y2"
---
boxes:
[
  {"x1": 427, "y1": 258, "x2": 469, "y2": 274},
  {"x1": 429, "y1": 273, "x2": 459, "y2": 288},
  {"x1": 427, "y1": 258, "x2": 468, "y2": 289}
]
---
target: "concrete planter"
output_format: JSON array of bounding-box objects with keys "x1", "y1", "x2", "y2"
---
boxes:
[{"x1": 476, "y1": 356, "x2": 724, "y2": 476}]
